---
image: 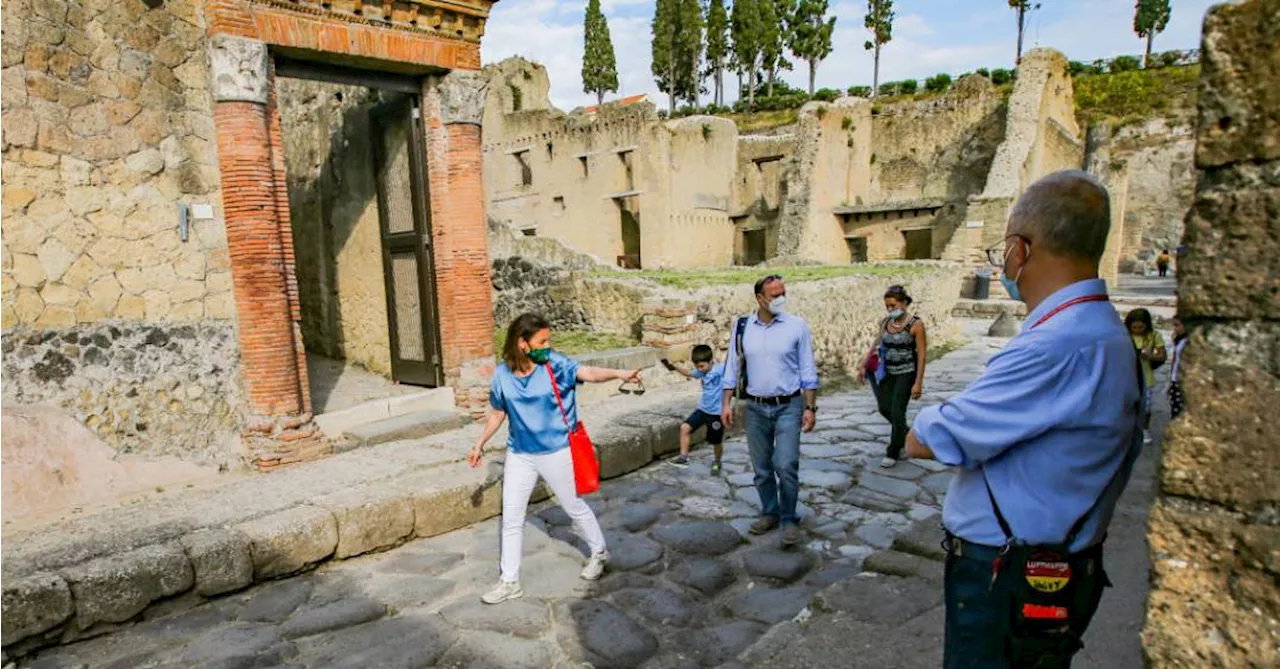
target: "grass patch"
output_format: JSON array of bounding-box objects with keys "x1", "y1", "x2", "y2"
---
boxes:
[
  {"x1": 728, "y1": 109, "x2": 799, "y2": 132},
  {"x1": 1074, "y1": 65, "x2": 1199, "y2": 126},
  {"x1": 926, "y1": 339, "x2": 965, "y2": 363},
  {"x1": 493, "y1": 328, "x2": 640, "y2": 356},
  {"x1": 596, "y1": 264, "x2": 925, "y2": 290}
]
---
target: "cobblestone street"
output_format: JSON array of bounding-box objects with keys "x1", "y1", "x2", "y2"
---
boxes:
[{"x1": 13, "y1": 331, "x2": 1057, "y2": 669}]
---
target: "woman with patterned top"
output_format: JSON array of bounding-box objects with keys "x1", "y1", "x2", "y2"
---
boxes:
[{"x1": 857, "y1": 285, "x2": 928, "y2": 468}]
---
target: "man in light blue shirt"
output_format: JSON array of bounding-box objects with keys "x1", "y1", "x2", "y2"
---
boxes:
[
  {"x1": 722, "y1": 275, "x2": 820, "y2": 547},
  {"x1": 907, "y1": 171, "x2": 1141, "y2": 668}
]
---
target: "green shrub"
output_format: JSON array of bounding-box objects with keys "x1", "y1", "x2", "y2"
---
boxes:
[
  {"x1": 975, "y1": 67, "x2": 991, "y2": 78},
  {"x1": 1109, "y1": 55, "x2": 1141, "y2": 73},
  {"x1": 990, "y1": 68, "x2": 1014, "y2": 85},
  {"x1": 898, "y1": 79, "x2": 918, "y2": 94},
  {"x1": 1069, "y1": 60, "x2": 1103, "y2": 76},
  {"x1": 924, "y1": 73, "x2": 952, "y2": 93},
  {"x1": 1073, "y1": 64, "x2": 1200, "y2": 125},
  {"x1": 847, "y1": 85, "x2": 872, "y2": 97},
  {"x1": 813, "y1": 87, "x2": 841, "y2": 102}
]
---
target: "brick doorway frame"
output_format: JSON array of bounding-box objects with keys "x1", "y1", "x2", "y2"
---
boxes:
[{"x1": 205, "y1": 0, "x2": 497, "y2": 469}]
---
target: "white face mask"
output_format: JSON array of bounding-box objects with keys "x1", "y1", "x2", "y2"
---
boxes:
[
  {"x1": 767, "y1": 295, "x2": 787, "y2": 315},
  {"x1": 888, "y1": 309, "x2": 905, "y2": 320}
]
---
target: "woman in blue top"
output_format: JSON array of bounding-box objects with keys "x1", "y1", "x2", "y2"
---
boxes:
[{"x1": 468, "y1": 313, "x2": 642, "y2": 605}]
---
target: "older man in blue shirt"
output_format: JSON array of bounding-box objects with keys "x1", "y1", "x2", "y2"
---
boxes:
[
  {"x1": 722, "y1": 274, "x2": 820, "y2": 547},
  {"x1": 907, "y1": 171, "x2": 1142, "y2": 668}
]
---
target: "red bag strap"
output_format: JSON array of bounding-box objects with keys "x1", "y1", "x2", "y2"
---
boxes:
[{"x1": 546, "y1": 362, "x2": 573, "y2": 429}]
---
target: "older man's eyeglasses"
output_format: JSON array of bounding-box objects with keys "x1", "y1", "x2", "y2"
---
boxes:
[{"x1": 985, "y1": 236, "x2": 1028, "y2": 269}]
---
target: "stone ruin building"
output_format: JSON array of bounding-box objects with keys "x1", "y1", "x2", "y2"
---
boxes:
[
  {"x1": 1, "y1": 0, "x2": 501, "y2": 473},
  {"x1": 483, "y1": 49, "x2": 1197, "y2": 281}
]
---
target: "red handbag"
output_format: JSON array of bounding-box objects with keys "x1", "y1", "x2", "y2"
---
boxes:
[{"x1": 547, "y1": 363, "x2": 599, "y2": 496}]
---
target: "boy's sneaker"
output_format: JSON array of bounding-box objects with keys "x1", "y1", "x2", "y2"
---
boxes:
[
  {"x1": 710, "y1": 460, "x2": 722, "y2": 476},
  {"x1": 481, "y1": 580, "x2": 523, "y2": 604},
  {"x1": 880, "y1": 456, "x2": 897, "y2": 468},
  {"x1": 581, "y1": 551, "x2": 609, "y2": 581},
  {"x1": 668, "y1": 455, "x2": 690, "y2": 468},
  {"x1": 1143, "y1": 430, "x2": 1153, "y2": 445}
]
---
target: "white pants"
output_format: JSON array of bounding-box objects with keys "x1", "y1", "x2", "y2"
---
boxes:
[{"x1": 500, "y1": 447, "x2": 607, "y2": 583}]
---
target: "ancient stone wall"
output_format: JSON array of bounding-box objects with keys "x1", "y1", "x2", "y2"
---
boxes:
[
  {"x1": 780, "y1": 99, "x2": 873, "y2": 264},
  {"x1": 868, "y1": 76, "x2": 1007, "y2": 206},
  {"x1": 1109, "y1": 118, "x2": 1197, "y2": 272},
  {"x1": 1143, "y1": 1, "x2": 1280, "y2": 666},
  {"x1": 0, "y1": 0, "x2": 243, "y2": 461},
  {"x1": 483, "y1": 57, "x2": 737, "y2": 270},
  {"x1": 731, "y1": 134, "x2": 795, "y2": 264},
  {"x1": 278, "y1": 78, "x2": 392, "y2": 376}
]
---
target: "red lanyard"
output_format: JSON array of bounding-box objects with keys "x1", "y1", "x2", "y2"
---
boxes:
[{"x1": 1030, "y1": 294, "x2": 1109, "y2": 329}]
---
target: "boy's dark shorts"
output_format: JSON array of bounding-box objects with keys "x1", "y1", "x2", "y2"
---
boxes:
[{"x1": 684, "y1": 410, "x2": 724, "y2": 444}]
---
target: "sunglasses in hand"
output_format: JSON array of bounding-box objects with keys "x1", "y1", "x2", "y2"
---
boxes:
[{"x1": 618, "y1": 380, "x2": 647, "y2": 396}]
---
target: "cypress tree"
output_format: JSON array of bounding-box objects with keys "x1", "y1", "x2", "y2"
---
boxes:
[
  {"x1": 731, "y1": 0, "x2": 765, "y2": 109},
  {"x1": 676, "y1": 0, "x2": 705, "y2": 107},
  {"x1": 761, "y1": 0, "x2": 794, "y2": 97},
  {"x1": 582, "y1": 0, "x2": 619, "y2": 106},
  {"x1": 652, "y1": 0, "x2": 679, "y2": 114}
]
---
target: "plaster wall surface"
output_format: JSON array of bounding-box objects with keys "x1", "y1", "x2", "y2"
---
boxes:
[
  {"x1": 1110, "y1": 118, "x2": 1197, "y2": 271},
  {"x1": 278, "y1": 78, "x2": 392, "y2": 376}
]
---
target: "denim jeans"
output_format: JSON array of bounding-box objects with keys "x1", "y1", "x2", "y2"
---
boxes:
[{"x1": 745, "y1": 394, "x2": 803, "y2": 526}]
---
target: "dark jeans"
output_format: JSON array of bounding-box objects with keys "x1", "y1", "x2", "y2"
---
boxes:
[
  {"x1": 744, "y1": 394, "x2": 803, "y2": 526},
  {"x1": 872, "y1": 372, "x2": 914, "y2": 459},
  {"x1": 944, "y1": 545, "x2": 1109, "y2": 669},
  {"x1": 1157, "y1": 263, "x2": 1169, "y2": 277}
]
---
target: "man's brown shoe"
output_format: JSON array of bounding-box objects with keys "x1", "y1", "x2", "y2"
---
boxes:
[
  {"x1": 781, "y1": 525, "x2": 802, "y2": 547},
  {"x1": 750, "y1": 515, "x2": 779, "y2": 535}
]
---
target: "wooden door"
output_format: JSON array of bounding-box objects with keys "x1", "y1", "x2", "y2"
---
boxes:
[{"x1": 371, "y1": 95, "x2": 443, "y2": 387}]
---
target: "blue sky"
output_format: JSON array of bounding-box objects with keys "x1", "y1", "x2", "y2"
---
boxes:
[{"x1": 482, "y1": 0, "x2": 1218, "y2": 109}]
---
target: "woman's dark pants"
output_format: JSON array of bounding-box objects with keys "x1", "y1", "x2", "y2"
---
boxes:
[{"x1": 872, "y1": 371, "x2": 914, "y2": 459}]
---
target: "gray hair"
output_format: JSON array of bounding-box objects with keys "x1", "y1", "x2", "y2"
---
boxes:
[{"x1": 1009, "y1": 170, "x2": 1111, "y2": 264}]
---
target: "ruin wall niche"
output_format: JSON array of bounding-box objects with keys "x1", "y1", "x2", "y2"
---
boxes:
[
  {"x1": 1143, "y1": 2, "x2": 1280, "y2": 665},
  {"x1": 868, "y1": 75, "x2": 1007, "y2": 205},
  {"x1": 0, "y1": 0, "x2": 246, "y2": 466},
  {"x1": 646, "y1": 116, "x2": 738, "y2": 268},
  {"x1": 278, "y1": 78, "x2": 392, "y2": 376},
  {"x1": 483, "y1": 58, "x2": 667, "y2": 266},
  {"x1": 732, "y1": 134, "x2": 796, "y2": 264},
  {"x1": 781, "y1": 98, "x2": 873, "y2": 263},
  {"x1": 1110, "y1": 118, "x2": 1197, "y2": 272}
]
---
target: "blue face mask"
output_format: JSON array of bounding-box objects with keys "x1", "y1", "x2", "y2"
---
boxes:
[
  {"x1": 887, "y1": 309, "x2": 905, "y2": 320},
  {"x1": 1001, "y1": 241, "x2": 1028, "y2": 302}
]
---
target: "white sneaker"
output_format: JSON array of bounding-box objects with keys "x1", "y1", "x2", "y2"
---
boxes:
[
  {"x1": 1143, "y1": 431, "x2": 1153, "y2": 445},
  {"x1": 880, "y1": 457, "x2": 897, "y2": 468},
  {"x1": 481, "y1": 580, "x2": 523, "y2": 604},
  {"x1": 581, "y1": 551, "x2": 609, "y2": 581}
]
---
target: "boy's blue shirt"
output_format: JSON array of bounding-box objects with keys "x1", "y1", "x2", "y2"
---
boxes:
[{"x1": 692, "y1": 362, "x2": 725, "y2": 415}]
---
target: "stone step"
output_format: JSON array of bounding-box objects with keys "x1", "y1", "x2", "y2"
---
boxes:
[
  {"x1": 313, "y1": 387, "x2": 456, "y2": 439},
  {"x1": 337, "y1": 410, "x2": 472, "y2": 453},
  {"x1": 862, "y1": 550, "x2": 943, "y2": 581}
]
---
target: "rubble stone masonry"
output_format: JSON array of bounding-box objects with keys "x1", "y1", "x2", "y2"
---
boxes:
[{"x1": 1142, "y1": 1, "x2": 1280, "y2": 666}]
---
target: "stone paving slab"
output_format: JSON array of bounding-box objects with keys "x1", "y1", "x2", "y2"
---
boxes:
[
  {"x1": 6, "y1": 337, "x2": 1007, "y2": 666},
  {"x1": 0, "y1": 383, "x2": 707, "y2": 655}
]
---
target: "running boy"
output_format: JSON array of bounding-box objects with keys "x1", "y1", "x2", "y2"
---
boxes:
[{"x1": 662, "y1": 344, "x2": 726, "y2": 475}]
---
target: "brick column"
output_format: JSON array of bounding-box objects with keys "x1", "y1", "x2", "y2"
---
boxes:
[
  {"x1": 208, "y1": 35, "x2": 325, "y2": 468},
  {"x1": 422, "y1": 71, "x2": 496, "y2": 416}
]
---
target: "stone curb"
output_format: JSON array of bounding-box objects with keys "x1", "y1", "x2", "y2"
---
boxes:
[{"x1": 0, "y1": 387, "x2": 710, "y2": 657}]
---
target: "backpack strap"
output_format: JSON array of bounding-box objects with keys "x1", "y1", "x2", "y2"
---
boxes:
[{"x1": 734, "y1": 316, "x2": 749, "y2": 400}]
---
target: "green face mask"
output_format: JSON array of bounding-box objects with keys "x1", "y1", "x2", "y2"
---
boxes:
[{"x1": 527, "y1": 347, "x2": 551, "y2": 364}]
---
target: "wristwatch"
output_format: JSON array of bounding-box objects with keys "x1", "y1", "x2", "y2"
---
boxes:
[{"x1": 805, "y1": 405, "x2": 818, "y2": 413}]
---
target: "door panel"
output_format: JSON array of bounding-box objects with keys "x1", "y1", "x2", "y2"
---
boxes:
[{"x1": 372, "y1": 95, "x2": 443, "y2": 387}]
